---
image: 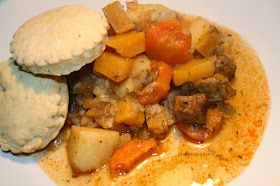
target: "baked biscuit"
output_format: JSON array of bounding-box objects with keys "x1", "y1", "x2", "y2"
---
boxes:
[
  {"x1": 0, "y1": 59, "x2": 68, "y2": 153},
  {"x1": 10, "y1": 5, "x2": 108, "y2": 76}
]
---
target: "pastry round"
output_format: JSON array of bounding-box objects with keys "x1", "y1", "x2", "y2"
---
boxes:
[
  {"x1": 0, "y1": 59, "x2": 68, "y2": 153},
  {"x1": 10, "y1": 5, "x2": 108, "y2": 76}
]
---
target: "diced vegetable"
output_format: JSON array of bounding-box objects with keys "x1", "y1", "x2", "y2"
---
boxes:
[
  {"x1": 103, "y1": 1, "x2": 135, "y2": 34},
  {"x1": 85, "y1": 107, "x2": 101, "y2": 118},
  {"x1": 80, "y1": 115, "x2": 98, "y2": 127},
  {"x1": 106, "y1": 32, "x2": 145, "y2": 58},
  {"x1": 130, "y1": 54, "x2": 152, "y2": 89},
  {"x1": 162, "y1": 99, "x2": 176, "y2": 126},
  {"x1": 137, "y1": 126, "x2": 150, "y2": 140},
  {"x1": 83, "y1": 97, "x2": 116, "y2": 129},
  {"x1": 145, "y1": 20, "x2": 192, "y2": 65},
  {"x1": 205, "y1": 107, "x2": 223, "y2": 137},
  {"x1": 94, "y1": 52, "x2": 133, "y2": 82},
  {"x1": 145, "y1": 104, "x2": 168, "y2": 134},
  {"x1": 172, "y1": 56, "x2": 216, "y2": 86},
  {"x1": 116, "y1": 133, "x2": 132, "y2": 149},
  {"x1": 113, "y1": 77, "x2": 135, "y2": 98},
  {"x1": 126, "y1": 1, "x2": 177, "y2": 24},
  {"x1": 115, "y1": 95, "x2": 145, "y2": 127},
  {"x1": 137, "y1": 61, "x2": 172, "y2": 105},
  {"x1": 67, "y1": 125, "x2": 119, "y2": 173},
  {"x1": 110, "y1": 138, "x2": 157, "y2": 176},
  {"x1": 84, "y1": 98, "x2": 106, "y2": 119},
  {"x1": 190, "y1": 16, "x2": 226, "y2": 57},
  {"x1": 83, "y1": 98, "x2": 97, "y2": 109}
]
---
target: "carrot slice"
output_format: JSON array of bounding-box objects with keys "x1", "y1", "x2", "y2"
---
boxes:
[
  {"x1": 145, "y1": 20, "x2": 192, "y2": 65},
  {"x1": 110, "y1": 138, "x2": 157, "y2": 176},
  {"x1": 136, "y1": 61, "x2": 172, "y2": 105}
]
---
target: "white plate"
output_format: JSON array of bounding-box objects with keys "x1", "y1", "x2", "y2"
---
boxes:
[{"x1": 0, "y1": 0, "x2": 279, "y2": 185}]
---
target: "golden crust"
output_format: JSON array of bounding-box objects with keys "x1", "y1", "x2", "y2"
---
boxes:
[
  {"x1": 10, "y1": 5, "x2": 108, "y2": 76},
  {"x1": 0, "y1": 59, "x2": 68, "y2": 153}
]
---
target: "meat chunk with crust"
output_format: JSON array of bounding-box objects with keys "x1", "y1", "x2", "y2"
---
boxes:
[
  {"x1": 194, "y1": 73, "x2": 236, "y2": 102},
  {"x1": 173, "y1": 94, "x2": 207, "y2": 124},
  {"x1": 212, "y1": 47, "x2": 236, "y2": 80}
]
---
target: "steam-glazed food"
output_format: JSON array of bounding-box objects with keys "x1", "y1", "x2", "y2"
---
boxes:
[
  {"x1": 10, "y1": 5, "x2": 108, "y2": 76},
  {"x1": 0, "y1": 59, "x2": 68, "y2": 153},
  {"x1": 0, "y1": 1, "x2": 270, "y2": 185},
  {"x1": 31, "y1": 1, "x2": 270, "y2": 185}
]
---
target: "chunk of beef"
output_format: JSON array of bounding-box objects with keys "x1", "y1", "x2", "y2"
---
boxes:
[
  {"x1": 173, "y1": 94, "x2": 207, "y2": 124},
  {"x1": 194, "y1": 73, "x2": 236, "y2": 102},
  {"x1": 212, "y1": 46, "x2": 236, "y2": 80}
]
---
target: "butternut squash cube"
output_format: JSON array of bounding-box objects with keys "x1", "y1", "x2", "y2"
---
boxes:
[
  {"x1": 103, "y1": 1, "x2": 135, "y2": 34},
  {"x1": 115, "y1": 95, "x2": 145, "y2": 127},
  {"x1": 172, "y1": 56, "x2": 216, "y2": 86},
  {"x1": 106, "y1": 32, "x2": 145, "y2": 57},
  {"x1": 94, "y1": 52, "x2": 133, "y2": 82}
]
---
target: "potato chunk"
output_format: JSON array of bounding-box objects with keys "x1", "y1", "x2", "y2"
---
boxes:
[
  {"x1": 106, "y1": 32, "x2": 145, "y2": 57},
  {"x1": 130, "y1": 54, "x2": 151, "y2": 86},
  {"x1": 67, "y1": 125, "x2": 119, "y2": 173},
  {"x1": 126, "y1": 1, "x2": 177, "y2": 24},
  {"x1": 115, "y1": 95, "x2": 145, "y2": 127},
  {"x1": 103, "y1": 1, "x2": 135, "y2": 34},
  {"x1": 94, "y1": 52, "x2": 134, "y2": 82},
  {"x1": 145, "y1": 104, "x2": 168, "y2": 134},
  {"x1": 172, "y1": 56, "x2": 216, "y2": 86},
  {"x1": 190, "y1": 17, "x2": 226, "y2": 57}
]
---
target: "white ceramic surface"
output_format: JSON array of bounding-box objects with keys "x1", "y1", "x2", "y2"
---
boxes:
[{"x1": 0, "y1": 0, "x2": 279, "y2": 185}]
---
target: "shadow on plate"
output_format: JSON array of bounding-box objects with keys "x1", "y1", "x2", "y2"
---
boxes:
[{"x1": 0, "y1": 149, "x2": 36, "y2": 164}]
